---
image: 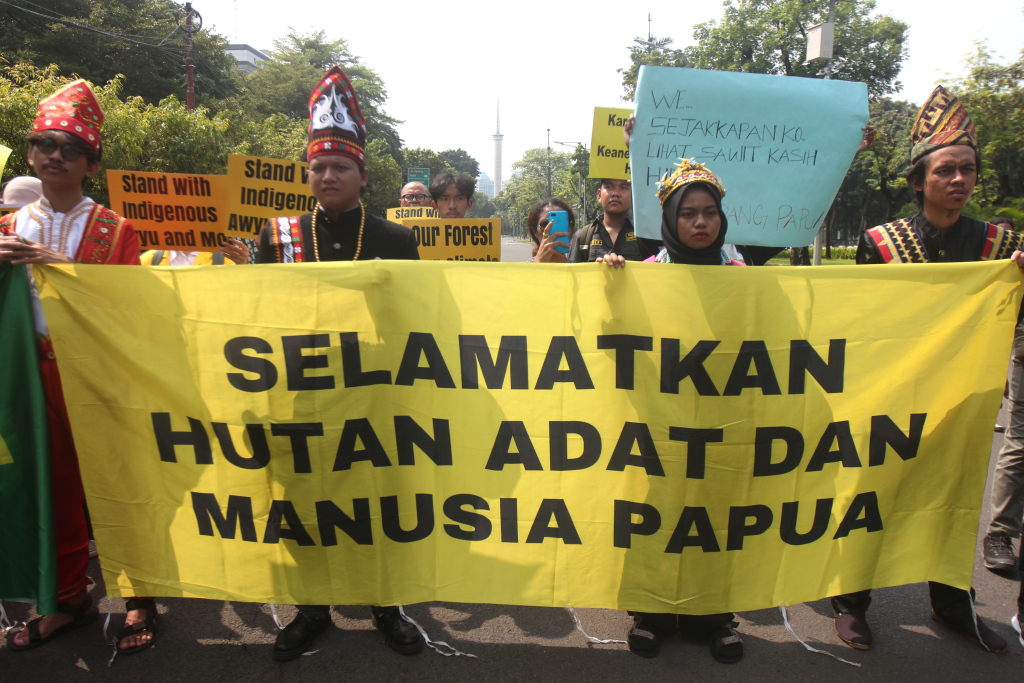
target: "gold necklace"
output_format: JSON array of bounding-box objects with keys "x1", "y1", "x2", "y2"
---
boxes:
[{"x1": 310, "y1": 202, "x2": 365, "y2": 262}]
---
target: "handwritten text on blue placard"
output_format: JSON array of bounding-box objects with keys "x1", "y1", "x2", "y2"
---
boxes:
[{"x1": 630, "y1": 67, "x2": 868, "y2": 247}]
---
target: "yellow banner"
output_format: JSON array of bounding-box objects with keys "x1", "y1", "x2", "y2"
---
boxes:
[
  {"x1": 386, "y1": 207, "x2": 439, "y2": 222},
  {"x1": 399, "y1": 217, "x2": 501, "y2": 261},
  {"x1": 226, "y1": 154, "x2": 315, "y2": 237},
  {"x1": 106, "y1": 170, "x2": 228, "y2": 251},
  {"x1": 35, "y1": 261, "x2": 1020, "y2": 613},
  {"x1": 590, "y1": 107, "x2": 633, "y2": 180}
]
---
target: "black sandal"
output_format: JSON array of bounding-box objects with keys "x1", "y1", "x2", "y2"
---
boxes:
[
  {"x1": 5, "y1": 594, "x2": 97, "y2": 652},
  {"x1": 708, "y1": 621, "x2": 743, "y2": 664},
  {"x1": 115, "y1": 597, "x2": 158, "y2": 655}
]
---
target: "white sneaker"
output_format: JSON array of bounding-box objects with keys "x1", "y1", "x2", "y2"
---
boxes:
[{"x1": 1013, "y1": 614, "x2": 1024, "y2": 648}]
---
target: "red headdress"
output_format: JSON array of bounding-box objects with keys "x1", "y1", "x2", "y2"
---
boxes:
[
  {"x1": 33, "y1": 79, "x2": 104, "y2": 155},
  {"x1": 306, "y1": 66, "x2": 367, "y2": 168}
]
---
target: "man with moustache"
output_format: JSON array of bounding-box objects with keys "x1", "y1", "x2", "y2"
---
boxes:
[{"x1": 0, "y1": 80, "x2": 151, "y2": 654}]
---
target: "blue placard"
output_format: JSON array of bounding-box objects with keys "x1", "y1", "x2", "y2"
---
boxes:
[{"x1": 630, "y1": 66, "x2": 868, "y2": 247}]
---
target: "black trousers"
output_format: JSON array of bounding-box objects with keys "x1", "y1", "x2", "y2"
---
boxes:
[
  {"x1": 1018, "y1": 542, "x2": 1024, "y2": 618},
  {"x1": 832, "y1": 583, "x2": 974, "y2": 620},
  {"x1": 632, "y1": 612, "x2": 734, "y2": 636}
]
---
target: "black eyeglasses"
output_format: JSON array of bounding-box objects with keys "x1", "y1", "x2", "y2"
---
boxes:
[
  {"x1": 401, "y1": 193, "x2": 430, "y2": 202},
  {"x1": 33, "y1": 136, "x2": 86, "y2": 162}
]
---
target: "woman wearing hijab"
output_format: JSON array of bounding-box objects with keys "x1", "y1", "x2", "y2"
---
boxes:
[{"x1": 600, "y1": 159, "x2": 744, "y2": 664}]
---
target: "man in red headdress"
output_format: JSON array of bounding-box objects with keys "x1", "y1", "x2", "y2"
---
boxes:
[
  {"x1": 0, "y1": 80, "x2": 153, "y2": 652},
  {"x1": 257, "y1": 66, "x2": 423, "y2": 662},
  {"x1": 830, "y1": 86, "x2": 1022, "y2": 654}
]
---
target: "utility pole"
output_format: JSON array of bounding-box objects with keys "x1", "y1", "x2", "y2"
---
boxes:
[
  {"x1": 182, "y1": 3, "x2": 203, "y2": 111},
  {"x1": 811, "y1": 0, "x2": 836, "y2": 266},
  {"x1": 554, "y1": 140, "x2": 586, "y2": 222}
]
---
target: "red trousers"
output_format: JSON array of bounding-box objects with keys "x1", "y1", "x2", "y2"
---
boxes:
[{"x1": 38, "y1": 339, "x2": 90, "y2": 602}]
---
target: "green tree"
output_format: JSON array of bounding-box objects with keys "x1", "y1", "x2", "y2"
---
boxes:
[
  {"x1": 237, "y1": 29, "x2": 402, "y2": 158},
  {"x1": 0, "y1": 0, "x2": 241, "y2": 109},
  {"x1": 401, "y1": 148, "x2": 454, "y2": 184},
  {"x1": 686, "y1": 0, "x2": 908, "y2": 99},
  {"x1": 0, "y1": 62, "x2": 306, "y2": 207},
  {"x1": 620, "y1": 1, "x2": 908, "y2": 101},
  {"x1": 862, "y1": 97, "x2": 917, "y2": 222},
  {"x1": 466, "y1": 191, "x2": 496, "y2": 219},
  {"x1": 363, "y1": 138, "x2": 402, "y2": 217},
  {"x1": 492, "y1": 148, "x2": 575, "y2": 235},
  {"x1": 619, "y1": 36, "x2": 691, "y2": 101},
  {"x1": 953, "y1": 46, "x2": 1024, "y2": 208},
  {"x1": 439, "y1": 148, "x2": 480, "y2": 178}
]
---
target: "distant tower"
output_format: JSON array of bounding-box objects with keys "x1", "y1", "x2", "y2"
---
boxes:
[{"x1": 492, "y1": 100, "x2": 504, "y2": 196}]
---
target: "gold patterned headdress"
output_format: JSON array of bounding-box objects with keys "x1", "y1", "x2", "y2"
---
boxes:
[
  {"x1": 656, "y1": 158, "x2": 727, "y2": 208},
  {"x1": 910, "y1": 86, "x2": 976, "y2": 165}
]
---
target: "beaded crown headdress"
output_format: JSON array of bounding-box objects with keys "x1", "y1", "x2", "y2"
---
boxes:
[{"x1": 656, "y1": 158, "x2": 727, "y2": 208}]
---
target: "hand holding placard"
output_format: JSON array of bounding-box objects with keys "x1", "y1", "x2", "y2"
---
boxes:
[{"x1": 630, "y1": 67, "x2": 868, "y2": 247}]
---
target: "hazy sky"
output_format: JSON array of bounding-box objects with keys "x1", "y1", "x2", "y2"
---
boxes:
[{"x1": 197, "y1": 0, "x2": 1024, "y2": 182}]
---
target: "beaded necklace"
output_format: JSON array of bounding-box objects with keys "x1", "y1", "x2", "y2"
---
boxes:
[{"x1": 310, "y1": 202, "x2": 364, "y2": 261}]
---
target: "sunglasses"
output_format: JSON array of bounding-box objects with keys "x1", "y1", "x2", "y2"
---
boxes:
[
  {"x1": 33, "y1": 136, "x2": 87, "y2": 162},
  {"x1": 401, "y1": 193, "x2": 430, "y2": 202}
]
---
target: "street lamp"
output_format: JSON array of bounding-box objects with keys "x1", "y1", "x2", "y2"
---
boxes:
[{"x1": 807, "y1": 0, "x2": 837, "y2": 266}]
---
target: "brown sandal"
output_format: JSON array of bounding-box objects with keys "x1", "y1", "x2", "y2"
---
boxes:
[
  {"x1": 115, "y1": 597, "x2": 158, "y2": 655},
  {"x1": 5, "y1": 594, "x2": 97, "y2": 652}
]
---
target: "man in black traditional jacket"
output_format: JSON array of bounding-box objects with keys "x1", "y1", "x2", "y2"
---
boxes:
[
  {"x1": 835, "y1": 85, "x2": 1022, "y2": 655},
  {"x1": 256, "y1": 65, "x2": 423, "y2": 662}
]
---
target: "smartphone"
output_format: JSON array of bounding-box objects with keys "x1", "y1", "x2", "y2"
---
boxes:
[{"x1": 547, "y1": 211, "x2": 570, "y2": 254}]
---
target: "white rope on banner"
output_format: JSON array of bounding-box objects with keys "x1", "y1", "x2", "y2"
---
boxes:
[
  {"x1": 266, "y1": 605, "x2": 318, "y2": 656},
  {"x1": 779, "y1": 605, "x2": 861, "y2": 668},
  {"x1": 0, "y1": 602, "x2": 25, "y2": 636},
  {"x1": 566, "y1": 606, "x2": 626, "y2": 645},
  {"x1": 398, "y1": 606, "x2": 477, "y2": 658},
  {"x1": 268, "y1": 604, "x2": 285, "y2": 631},
  {"x1": 105, "y1": 599, "x2": 119, "y2": 667}
]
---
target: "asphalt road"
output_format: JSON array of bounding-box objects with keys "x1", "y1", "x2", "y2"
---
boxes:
[{"x1": 3, "y1": 244, "x2": 1022, "y2": 680}]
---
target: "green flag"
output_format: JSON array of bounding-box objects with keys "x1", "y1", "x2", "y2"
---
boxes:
[{"x1": 0, "y1": 263, "x2": 57, "y2": 615}]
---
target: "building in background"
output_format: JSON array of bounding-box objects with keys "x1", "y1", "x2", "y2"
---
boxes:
[
  {"x1": 477, "y1": 172, "x2": 494, "y2": 199},
  {"x1": 225, "y1": 44, "x2": 270, "y2": 74},
  {"x1": 493, "y1": 100, "x2": 503, "y2": 196}
]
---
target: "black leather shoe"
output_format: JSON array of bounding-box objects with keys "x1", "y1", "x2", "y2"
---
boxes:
[
  {"x1": 371, "y1": 606, "x2": 423, "y2": 655},
  {"x1": 983, "y1": 533, "x2": 1017, "y2": 572},
  {"x1": 932, "y1": 610, "x2": 1007, "y2": 653},
  {"x1": 834, "y1": 611, "x2": 872, "y2": 650},
  {"x1": 273, "y1": 612, "x2": 331, "y2": 662}
]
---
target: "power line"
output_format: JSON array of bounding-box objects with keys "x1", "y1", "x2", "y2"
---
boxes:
[{"x1": 0, "y1": 1, "x2": 189, "y2": 52}]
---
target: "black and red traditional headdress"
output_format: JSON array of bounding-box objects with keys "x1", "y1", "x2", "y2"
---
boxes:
[
  {"x1": 910, "y1": 86, "x2": 976, "y2": 165},
  {"x1": 307, "y1": 66, "x2": 366, "y2": 168}
]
